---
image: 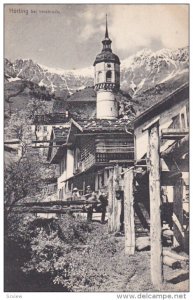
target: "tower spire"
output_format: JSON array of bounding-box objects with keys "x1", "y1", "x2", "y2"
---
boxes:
[
  {"x1": 105, "y1": 14, "x2": 109, "y2": 39},
  {"x1": 102, "y1": 14, "x2": 112, "y2": 52},
  {"x1": 93, "y1": 14, "x2": 120, "y2": 119}
]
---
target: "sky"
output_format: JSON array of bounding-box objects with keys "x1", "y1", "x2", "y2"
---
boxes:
[{"x1": 4, "y1": 4, "x2": 189, "y2": 70}]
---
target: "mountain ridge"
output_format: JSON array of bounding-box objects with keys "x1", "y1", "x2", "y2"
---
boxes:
[
  {"x1": 4, "y1": 46, "x2": 189, "y2": 118},
  {"x1": 5, "y1": 47, "x2": 188, "y2": 95}
]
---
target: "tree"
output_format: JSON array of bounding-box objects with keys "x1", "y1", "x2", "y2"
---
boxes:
[{"x1": 4, "y1": 99, "x2": 54, "y2": 227}]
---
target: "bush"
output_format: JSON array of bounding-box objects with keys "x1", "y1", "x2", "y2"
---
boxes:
[
  {"x1": 20, "y1": 214, "x2": 95, "y2": 291},
  {"x1": 6, "y1": 214, "x2": 120, "y2": 292}
]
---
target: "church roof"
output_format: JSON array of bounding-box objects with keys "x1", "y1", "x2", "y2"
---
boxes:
[
  {"x1": 93, "y1": 51, "x2": 120, "y2": 66},
  {"x1": 93, "y1": 15, "x2": 120, "y2": 66}
]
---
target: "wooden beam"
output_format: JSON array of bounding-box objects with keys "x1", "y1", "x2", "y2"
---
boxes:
[
  {"x1": 161, "y1": 128, "x2": 189, "y2": 140},
  {"x1": 74, "y1": 132, "x2": 130, "y2": 136},
  {"x1": 11, "y1": 208, "x2": 83, "y2": 214},
  {"x1": 32, "y1": 140, "x2": 72, "y2": 146},
  {"x1": 134, "y1": 159, "x2": 147, "y2": 165},
  {"x1": 5, "y1": 199, "x2": 98, "y2": 208},
  {"x1": 161, "y1": 171, "x2": 182, "y2": 186},
  {"x1": 109, "y1": 160, "x2": 134, "y2": 164},
  {"x1": 113, "y1": 165, "x2": 122, "y2": 232},
  {"x1": 173, "y1": 178, "x2": 184, "y2": 249},
  {"x1": 161, "y1": 135, "x2": 189, "y2": 159},
  {"x1": 124, "y1": 167, "x2": 135, "y2": 255},
  {"x1": 142, "y1": 116, "x2": 160, "y2": 132},
  {"x1": 148, "y1": 122, "x2": 163, "y2": 289},
  {"x1": 4, "y1": 140, "x2": 20, "y2": 144},
  {"x1": 108, "y1": 173, "x2": 114, "y2": 233}
]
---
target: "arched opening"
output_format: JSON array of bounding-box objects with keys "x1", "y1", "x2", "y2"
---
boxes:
[{"x1": 106, "y1": 70, "x2": 112, "y2": 82}]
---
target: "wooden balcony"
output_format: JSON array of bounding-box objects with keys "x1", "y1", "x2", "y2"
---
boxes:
[{"x1": 96, "y1": 152, "x2": 134, "y2": 163}]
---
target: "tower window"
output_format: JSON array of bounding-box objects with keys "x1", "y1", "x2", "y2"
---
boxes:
[
  {"x1": 106, "y1": 70, "x2": 112, "y2": 82},
  {"x1": 107, "y1": 64, "x2": 111, "y2": 68}
]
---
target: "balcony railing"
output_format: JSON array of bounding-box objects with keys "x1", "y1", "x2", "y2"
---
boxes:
[
  {"x1": 96, "y1": 152, "x2": 134, "y2": 163},
  {"x1": 75, "y1": 151, "x2": 134, "y2": 173}
]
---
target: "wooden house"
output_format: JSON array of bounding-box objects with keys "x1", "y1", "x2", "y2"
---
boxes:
[
  {"x1": 48, "y1": 118, "x2": 134, "y2": 199},
  {"x1": 133, "y1": 83, "x2": 189, "y2": 251}
]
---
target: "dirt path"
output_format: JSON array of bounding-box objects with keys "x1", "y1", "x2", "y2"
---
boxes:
[{"x1": 90, "y1": 224, "x2": 189, "y2": 292}]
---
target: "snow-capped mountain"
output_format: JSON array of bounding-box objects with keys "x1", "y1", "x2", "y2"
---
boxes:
[
  {"x1": 5, "y1": 47, "x2": 188, "y2": 97},
  {"x1": 120, "y1": 47, "x2": 189, "y2": 97},
  {"x1": 4, "y1": 58, "x2": 94, "y2": 96}
]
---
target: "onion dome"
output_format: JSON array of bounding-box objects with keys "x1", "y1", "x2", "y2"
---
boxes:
[{"x1": 93, "y1": 15, "x2": 120, "y2": 66}]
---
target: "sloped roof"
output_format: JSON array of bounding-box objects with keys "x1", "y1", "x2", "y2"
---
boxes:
[
  {"x1": 33, "y1": 113, "x2": 70, "y2": 125},
  {"x1": 72, "y1": 118, "x2": 133, "y2": 134}
]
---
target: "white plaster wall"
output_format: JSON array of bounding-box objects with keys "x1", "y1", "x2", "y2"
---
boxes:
[
  {"x1": 66, "y1": 149, "x2": 74, "y2": 179},
  {"x1": 97, "y1": 90, "x2": 118, "y2": 119},
  {"x1": 135, "y1": 130, "x2": 148, "y2": 160},
  {"x1": 135, "y1": 100, "x2": 188, "y2": 160},
  {"x1": 58, "y1": 171, "x2": 66, "y2": 190}
]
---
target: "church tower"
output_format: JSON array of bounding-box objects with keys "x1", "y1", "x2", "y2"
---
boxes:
[{"x1": 93, "y1": 15, "x2": 120, "y2": 119}]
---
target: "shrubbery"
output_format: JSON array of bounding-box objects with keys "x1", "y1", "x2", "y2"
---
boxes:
[
  {"x1": 5, "y1": 213, "x2": 120, "y2": 291},
  {"x1": 5, "y1": 213, "x2": 156, "y2": 292}
]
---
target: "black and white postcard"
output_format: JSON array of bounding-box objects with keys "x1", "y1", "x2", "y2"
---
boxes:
[{"x1": 3, "y1": 3, "x2": 190, "y2": 298}]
